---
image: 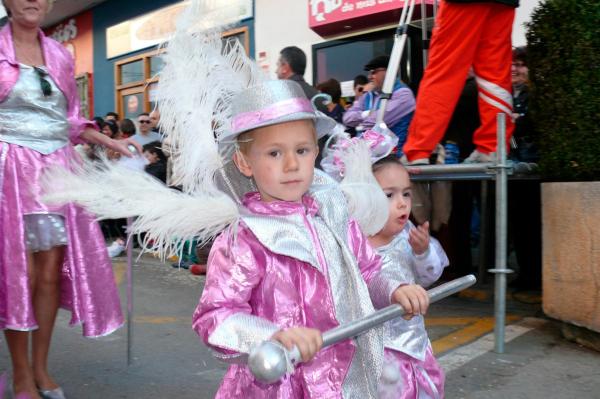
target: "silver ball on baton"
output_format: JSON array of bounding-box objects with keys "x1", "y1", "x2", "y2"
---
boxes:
[{"x1": 248, "y1": 341, "x2": 290, "y2": 383}]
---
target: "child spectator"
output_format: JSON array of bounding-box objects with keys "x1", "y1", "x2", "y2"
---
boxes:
[
  {"x1": 369, "y1": 155, "x2": 449, "y2": 398},
  {"x1": 142, "y1": 141, "x2": 167, "y2": 184}
]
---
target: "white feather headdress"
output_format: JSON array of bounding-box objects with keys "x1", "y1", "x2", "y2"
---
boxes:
[
  {"x1": 320, "y1": 125, "x2": 400, "y2": 236},
  {"x1": 43, "y1": 0, "x2": 264, "y2": 257}
]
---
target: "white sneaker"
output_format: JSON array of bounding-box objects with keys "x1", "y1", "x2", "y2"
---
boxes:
[
  {"x1": 107, "y1": 239, "x2": 126, "y2": 258},
  {"x1": 400, "y1": 154, "x2": 429, "y2": 165},
  {"x1": 463, "y1": 150, "x2": 495, "y2": 164}
]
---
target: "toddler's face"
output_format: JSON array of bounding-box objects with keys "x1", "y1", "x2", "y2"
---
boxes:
[
  {"x1": 374, "y1": 163, "x2": 412, "y2": 237},
  {"x1": 234, "y1": 120, "x2": 318, "y2": 203}
]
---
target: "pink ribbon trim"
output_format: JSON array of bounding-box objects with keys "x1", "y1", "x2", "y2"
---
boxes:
[{"x1": 232, "y1": 98, "x2": 313, "y2": 133}]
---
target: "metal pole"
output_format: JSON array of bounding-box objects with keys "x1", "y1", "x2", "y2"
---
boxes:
[
  {"x1": 478, "y1": 180, "x2": 488, "y2": 284},
  {"x1": 421, "y1": 0, "x2": 428, "y2": 67},
  {"x1": 488, "y1": 113, "x2": 512, "y2": 353},
  {"x1": 126, "y1": 217, "x2": 134, "y2": 366},
  {"x1": 407, "y1": 162, "x2": 495, "y2": 175}
]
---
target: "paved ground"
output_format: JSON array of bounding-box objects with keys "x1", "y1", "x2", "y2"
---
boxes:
[{"x1": 1, "y1": 253, "x2": 599, "y2": 398}]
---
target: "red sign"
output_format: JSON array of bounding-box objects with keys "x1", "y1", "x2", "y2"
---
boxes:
[
  {"x1": 309, "y1": 0, "x2": 432, "y2": 36},
  {"x1": 45, "y1": 11, "x2": 94, "y2": 76},
  {"x1": 45, "y1": 11, "x2": 95, "y2": 116}
]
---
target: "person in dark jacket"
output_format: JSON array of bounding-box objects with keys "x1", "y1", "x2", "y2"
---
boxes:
[
  {"x1": 276, "y1": 46, "x2": 326, "y2": 111},
  {"x1": 510, "y1": 46, "x2": 537, "y2": 162},
  {"x1": 276, "y1": 46, "x2": 329, "y2": 166},
  {"x1": 316, "y1": 78, "x2": 345, "y2": 124}
]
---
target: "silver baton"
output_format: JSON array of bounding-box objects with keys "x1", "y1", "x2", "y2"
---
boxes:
[{"x1": 248, "y1": 274, "x2": 476, "y2": 383}]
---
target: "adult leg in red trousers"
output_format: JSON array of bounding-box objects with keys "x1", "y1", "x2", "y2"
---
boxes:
[
  {"x1": 403, "y1": 1, "x2": 515, "y2": 161},
  {"x1": 471, "y1": 3, "x2": 515, "y2": 154}
]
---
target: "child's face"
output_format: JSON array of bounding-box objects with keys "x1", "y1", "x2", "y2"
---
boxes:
[
  {"x1": 143, "y1": 150, "x2": 158, "y2": 164},
  {"x1": 374, "y1": 163, "x2": 412, "y2": 237},
  {"x1": 234, "y1": 120, "x2": 318, "y2": 202}
]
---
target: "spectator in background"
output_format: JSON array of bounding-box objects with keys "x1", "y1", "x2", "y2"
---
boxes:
[
  {"x1": 352, "y1": 74, "x2": 371, "y2": 102},
  {"x1": 131, "y1": 112, "x2": 162, "y2": 146},
  {"x1": 276, "y1": 46, "x2": 327, "y2": 113},
  {"x1": 511, "y1": 46, "x2": 536, "y2": 163},
  {"x1": 143, "y1": 141, "x2": 167, "y2": 184},
  {"x1": 507, "y1": 46, "x2": 540, "y2": 291},
  {"x1": 343, "y1": 55, "x2": 416, "y2": 157},
  {"x1": 316, "y1": 78, "x2": 345, "y2": 124},
  {"x1": 104, "y1": 111, "x2": 119, "y2": 122},
  {"x1": 149, "y1": 108, "x2": 161, "y2": 133},
  {"x1": 276, "y1": 46, "x2": 328, "y2": 166},
  {"x1": 119, "y1": 118, "x2": 136, "y2": 139},
  {"x1": 93, "y1": 116, "x2": 105, "y2": 131},
  {"x1": 101, "y1": 119, "x2": 118, "y2": 138}
]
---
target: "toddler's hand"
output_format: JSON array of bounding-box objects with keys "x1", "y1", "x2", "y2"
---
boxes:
[
  {"x1": 409, "y1": 221, "x2": 430, "y2": 255},
  {"x1": 391, "y1": 284, "x2": 429, "y2": 320},
  {"x1": 271, "y1": 327, "x2": 323, "y2": 363}
]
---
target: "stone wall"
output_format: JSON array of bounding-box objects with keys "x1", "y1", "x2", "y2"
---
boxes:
[{"x1": 542, "y1": 182, "x2": 600, "y2": 332}]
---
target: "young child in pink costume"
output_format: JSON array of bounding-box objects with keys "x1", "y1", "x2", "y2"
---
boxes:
[
  {"x1": 369, "y1": 155, "x2": 449, "y2": 399},
  {"x1": 193, "y1": 80, "x2": 431, "y2": 398}
]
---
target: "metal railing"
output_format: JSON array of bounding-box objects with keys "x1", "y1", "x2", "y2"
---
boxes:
[{"x1": 404, "y1": 113, "x2": 531, "y2": 354}]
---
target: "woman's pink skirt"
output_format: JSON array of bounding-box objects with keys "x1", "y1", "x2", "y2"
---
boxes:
[
  {"x1": 379, "y1": 345, "x2": 445, "y2": 399},
  {"x1": 0, "y1": 142, "x2": 123, "y2": 337}
]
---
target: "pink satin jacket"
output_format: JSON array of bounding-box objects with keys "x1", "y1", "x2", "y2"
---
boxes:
[{"x1": 194, "y1": 192, "x2": 406, "y2": 398}]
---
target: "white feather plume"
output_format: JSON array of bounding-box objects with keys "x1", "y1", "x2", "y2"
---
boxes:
[
  {"x1": 42, "y1": 159, "x2": 238, "y2": 257},
  {"x1": 339, "y1": 140, "x2": 389, "y2": 236},
  {"x1": 156, "y1": 0, "x2": 264, "y2": 194},
  {"x1": 41, "y1": 0, "x2": 266, "y2": 257}
]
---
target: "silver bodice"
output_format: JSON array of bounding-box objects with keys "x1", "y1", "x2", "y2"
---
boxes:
[
  {"x1": 378, "y1": 231, "x2": 431, "y2": 361},
  {"x1": 0, "y1": 64, "x2": 70, "y2": 154}
]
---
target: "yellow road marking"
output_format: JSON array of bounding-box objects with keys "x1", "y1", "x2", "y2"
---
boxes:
[
  {"x1": 425, "y1": 317, "x2": 480, "y2": 326},
  {"x1": 458, "y1": 289, "x2": 489, "y2": 301},
  {"x1": 431, "y1": 315, "x2": 520, "y2": 355},
  {"x1": 113, "y1": 261, "x2": 126, "y2": 285}
]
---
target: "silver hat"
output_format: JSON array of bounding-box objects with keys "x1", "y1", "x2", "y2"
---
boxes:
[{"x1": 220, "y1": 80, "x2": 336, "y2": 143}]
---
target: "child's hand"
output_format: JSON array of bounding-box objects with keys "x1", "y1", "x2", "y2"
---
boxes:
[
  {"x1": 271, "y1": 327, "x2": 323, "y2": 363},
  {"x1": 409, "y1": 221, "x2": 430, "y2": 255},
  {"x1": 391, "y1": 284, "x2": 429, "y2": 320}
]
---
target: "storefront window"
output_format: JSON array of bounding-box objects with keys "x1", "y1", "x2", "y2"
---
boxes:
[
  {"x1": 115, "y1": 26, "x2": 250, "y2": 118},
  {"x1": 150, "y1": 56, "x2": 164, "y2": 78},
  {"x1": 312, "y1": 26, "x2": 425, "y2": 95},
  {"x1": 120, "y1": 60, "x2": 144, "y2": 85}
]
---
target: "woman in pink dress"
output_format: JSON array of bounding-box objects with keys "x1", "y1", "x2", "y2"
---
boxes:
[{"x1": 0, "y1": 1, "x2": 135, "y2": 397}]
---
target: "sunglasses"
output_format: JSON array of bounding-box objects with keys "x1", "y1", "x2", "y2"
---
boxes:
[
  {"x1": 367, "y1": 67, "x2": 386, "y2": 76},
  {"x1": 139, "y1": 120, "x2": 151, "y2": 124},
  {"x1": 33, "y1": 67, "x2": 52, "y2": 97}
]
